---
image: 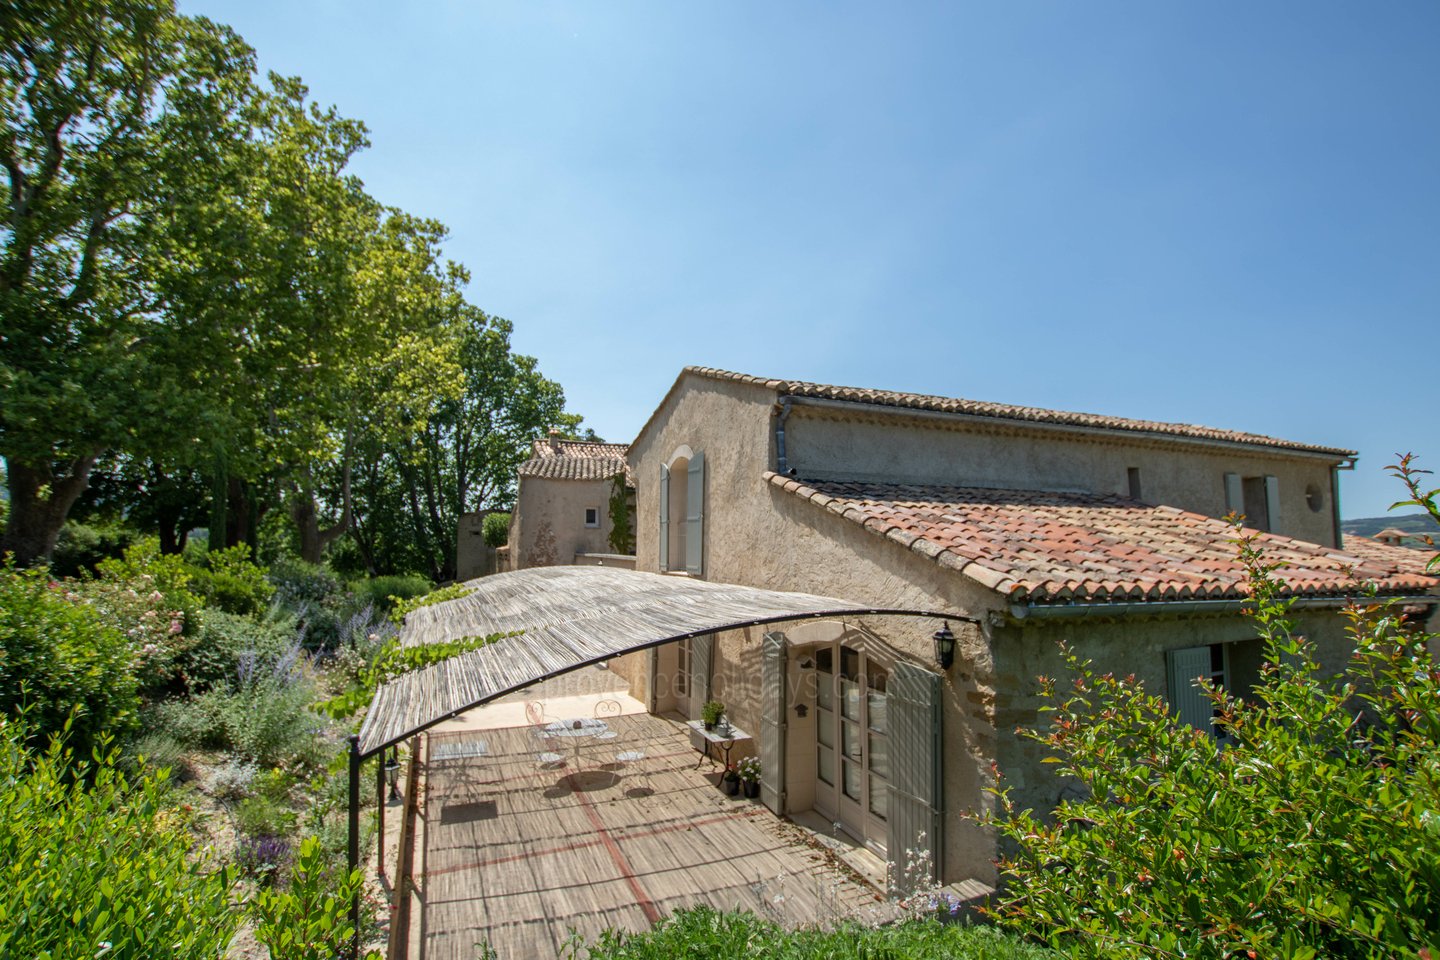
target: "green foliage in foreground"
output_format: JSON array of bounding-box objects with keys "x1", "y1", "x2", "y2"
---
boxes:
[
  {"x1": 563, "y1": 907, "x2": 1049, "y2": 960},
  {"x1": 389, "y1": 581, "x2": 474, "y2": 623},
  {"x1": 0, "y1": 716, "x2": 238, "y2": 960},
  {"x1": 984, "y1": 522, "x2": 1440, "y2": 959},
  {"x1": 251, "y1": 835, "x2": 381, "y2": 960}
]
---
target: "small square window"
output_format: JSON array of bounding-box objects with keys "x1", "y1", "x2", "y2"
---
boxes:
[{"x1": 584, "y1": 507, "x2": 600, "y2": 528}]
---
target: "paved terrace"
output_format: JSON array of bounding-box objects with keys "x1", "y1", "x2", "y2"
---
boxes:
[{"x1": 413, "y1": 692, "x2": 901, "y2": 959}]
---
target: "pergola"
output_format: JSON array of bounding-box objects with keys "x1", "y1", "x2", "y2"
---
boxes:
[{"x1": 345, "y1": 565, "x2": 959, "y2": 950}]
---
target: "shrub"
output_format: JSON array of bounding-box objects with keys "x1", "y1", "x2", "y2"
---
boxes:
[
  {"x1": 236, "y1": 833, "x2": 292, "y2": 884},
  {"x1": 125, "y1": 731, "x2": 191, "y2": 780},
  {"x1": 250, "y1": 835, "x2": 383, "y2": 960},
  {"x1": 483, "y1": 511, "x2": 510, "y2": 548},
  {"x1": 157, "y1": 642, "x2": 327, "y2": 768},
  {"x1": 982, "y1": 523, "x2": 1440, "y2": 959},
  {"x1": 268, "y1": 558, "x2": 345, "y2": 610},
  {"x1": 0, "y1": 564, "x2": 140, "y2": 755},
  {"x1": 210, "y1": 757, "x2": 259, "y2": 801},
  {"x1": 0, "y1": 716, "x2": 238, "y2": 959},
  {"x1": 50, "y1": 519, "x2": 142, "y2": 577},
  {"x1": 350, "y1": 574, "x2": 432, "y2": 615},
  {"x1": 233, "y1": 793, "x2": 298, "y2": 839},
  {"x1": 189, "y1": 543, "x2": 274, "y2": 615},
  {"x1": 183, "y1": 607, "x2": 300, "y2": 693},
  {"x1": 573, "y1": 906, "x2": 1049, "y2": 959}
]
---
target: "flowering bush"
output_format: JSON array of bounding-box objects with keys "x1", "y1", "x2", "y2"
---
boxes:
[
  {"x1": 69, "y1": 573, "x2": 193, "y2": 697},
  {"x1": 736, "y1": 756, "x2": 762, "y2": 783}
]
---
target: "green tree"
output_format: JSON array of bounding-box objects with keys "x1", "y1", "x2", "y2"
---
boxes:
[
  {"x1": 351, "y1": 310, "x2": 577, "y2": 580},
  {"x1": 0, "y1": 0, "x2": 257, "y2": 564},
  {"x1": 983, "y1": 456, "x2": 1440, "y2": 959}
]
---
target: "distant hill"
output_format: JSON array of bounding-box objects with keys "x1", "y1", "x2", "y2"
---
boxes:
[{"x1": 1342, "y1": 512, "x2": 1439, "y2": 539}]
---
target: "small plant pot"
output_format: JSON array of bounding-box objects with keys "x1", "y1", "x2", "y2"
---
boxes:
[
  {"x1": 722, "y1": 777, "x2": 740, "y2": 796},
  {"x1": 742, "y1": 780, "x2": 760, "y2": 799},
  {"x1": 703, "y1": 721, "x2": 715, "y2": 731}
]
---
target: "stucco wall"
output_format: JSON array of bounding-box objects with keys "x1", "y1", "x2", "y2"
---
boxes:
[
  {"x1": 509, "y1": 477, "x2": 617, "y2": 570},
  {"x1": 784, "y1": 405, "x2": 1342, "y2": 545},
  {"x1": 988, "y1": 609, "x2": 1356, "y2": 818}
]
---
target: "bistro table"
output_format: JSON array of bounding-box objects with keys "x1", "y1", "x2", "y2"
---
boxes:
[
  {"x1": 685, "y1": 719, "x2": 751, "y2": 785},
  {"x1": 542, "y1": 717, "x2": 612, "y2": 768}
]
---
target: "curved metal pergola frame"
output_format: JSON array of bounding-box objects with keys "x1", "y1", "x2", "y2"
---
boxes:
[{"x1": 343, "y1": 565, "x2": 972, "y2": 951}]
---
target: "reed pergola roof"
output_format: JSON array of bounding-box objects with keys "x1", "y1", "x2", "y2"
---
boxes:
[{"x1": 356, "y1": 566, "x2": 947, "y2": 757}]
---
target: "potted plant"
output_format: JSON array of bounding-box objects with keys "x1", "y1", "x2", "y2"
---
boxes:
[
  {"x1": 736, "y1": 756, "x2": 761, "y2": 799},
  {"x1": 700, "y1": 700, "x2": 725, "y2": 731},
  {"x1": 721, "y1": 763, "x2": 741, "y2": 796}
]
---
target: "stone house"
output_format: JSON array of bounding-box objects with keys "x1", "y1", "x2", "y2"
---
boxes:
[
  {"x1": 503, "y1": 431, "x2": 635, "y2": 572},
  {"x1": 605, "y1": 367, "x2": 1438, "y2": 892}
]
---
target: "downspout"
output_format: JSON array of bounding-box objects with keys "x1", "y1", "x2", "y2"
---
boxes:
[
  {"x1": 1330, "y1": 459, "x2": 1353, "y2": 550},
  {"x1": 774, "y1": 396, "x2": 794, "y2": 475}
]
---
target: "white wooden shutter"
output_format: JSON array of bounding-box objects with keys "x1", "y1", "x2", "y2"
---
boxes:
[
  {"x1": 685, "y1": 451, "x2": 705, "y2": 576},
  {"x1": 760, "y1": 632, "x2": 787, "y2": 814},
  {"x1": 888, "y1": 661, "x2": 942, "y2": 893},
  {"x1": 1224, "y1": 473, "x2": 1243, "y2": 516},
  {"x1": 1264, "y1": 476, "x2": 1281, "y2": 534},
  {"x1": 658, "y1": 464, "x2": 670, "y2": 571},
  {"x1": 1167, "y1": 646, "x2": 1214, "y2": 735}
]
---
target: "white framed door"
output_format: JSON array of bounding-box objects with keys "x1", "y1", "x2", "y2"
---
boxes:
[{"x1": 813, "y1": 644, "x2": 890, "y2": 852}]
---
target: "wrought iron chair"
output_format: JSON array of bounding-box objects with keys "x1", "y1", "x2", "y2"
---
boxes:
[{"x1": 527, "y1": 701, "x2": 564, "y2": 769}]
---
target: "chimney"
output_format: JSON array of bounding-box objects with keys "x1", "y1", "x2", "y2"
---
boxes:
[{"x1": 548, "y1": 428, "x2": 562, "y2": 453}]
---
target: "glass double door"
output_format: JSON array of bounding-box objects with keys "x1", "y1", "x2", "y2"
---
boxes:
[{"x1": 814, "y1": 644, "x2": 889, "y2": 851}]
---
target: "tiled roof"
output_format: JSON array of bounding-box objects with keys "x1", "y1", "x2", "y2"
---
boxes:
[
  {"x1": 687, "y1": 367, "x2": 1354, "y2": 458},
  {"x1": 764, "y1": 473, "x2": 1438, "y2": 604},
  {"x1": 518, "y1": 440, "x2": 632, "y2": 483},
  {"x1": 1339, "y1": 533, "x2": 1437, "y2": 578}
]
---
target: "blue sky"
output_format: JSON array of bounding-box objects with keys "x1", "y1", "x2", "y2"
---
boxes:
[{"x1": 180, "y1": 1, "x2": 1438, "y2": 519}]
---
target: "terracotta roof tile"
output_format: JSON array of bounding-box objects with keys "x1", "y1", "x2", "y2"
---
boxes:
[
  {"x1": 1339, "y1": 533, "x2": 1437, "y2": 578},
  {"x1": 518, "y1": 440, "x2": 633, "y2": 483},
  {"x1": 687, "y1": 367, "x2": 1353, "y2": 457},
  {"x1": 763, "y1": 473, "x2": 1438, "y2": 604}
]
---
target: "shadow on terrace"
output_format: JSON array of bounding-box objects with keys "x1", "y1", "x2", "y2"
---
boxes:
[{"x1": 404, "y1": 672, "x2": 900, "y2": 960}]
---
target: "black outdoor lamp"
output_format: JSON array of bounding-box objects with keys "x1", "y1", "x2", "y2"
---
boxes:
[
  {"x1": 932, "y1": 622, "x2": 956, "y2": 671},
  {"x1": 384, "y1": 748, "x2": 401, "y2": 803}
]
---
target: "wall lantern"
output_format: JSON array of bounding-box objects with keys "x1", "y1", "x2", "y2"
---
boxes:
[
  {"x1": 932, "y1": 622, "x2": 956, "y2": 671},
  {"x1": 384, "y1": 749, "x2": 402, "y2": 803}
]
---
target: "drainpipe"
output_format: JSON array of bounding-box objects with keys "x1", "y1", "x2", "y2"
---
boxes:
[
  {"x1": 774, "y1": 397, "x2": 794, "y2": 475},
  {"x1": 1330, "y1": 460, "x2": 1351, "y2": 549}
]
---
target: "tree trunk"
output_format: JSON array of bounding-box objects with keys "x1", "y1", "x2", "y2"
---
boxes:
[
  {"x1": 226, "y1": 477, "x2": 251, "y2": 549},
  {"x1": 289, "y1": 460, "x2": 352, "y2": 565},
  {"x1": 1, "y1": 455, "x2": 99, "y2": 565}
]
